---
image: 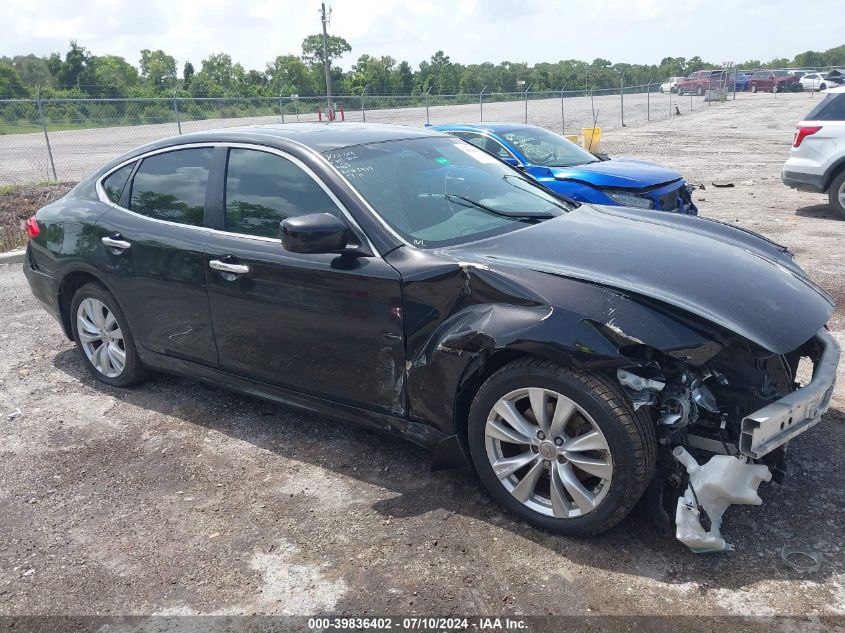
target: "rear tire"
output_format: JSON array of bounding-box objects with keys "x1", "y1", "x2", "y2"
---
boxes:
[
  {"x1": 467, "y1": 359, "x2": 656, "y2": 536},
  {"x1": 829, "y1": 170, "x2": 845, "y2": 219},
  {"x1": 696, "y1": 86, "x2": 704, "y2": 96},
  {"x1": 70, "y1": 282, "x2": 147, "y2": 387},
  {"x1": 751, "y1": 83, "x2": 758, "y2": 93}
]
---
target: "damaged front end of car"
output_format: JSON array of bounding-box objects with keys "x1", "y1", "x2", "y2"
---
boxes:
[{"x1": 615, "y1": 326, "x2": 839, "y2": 553}]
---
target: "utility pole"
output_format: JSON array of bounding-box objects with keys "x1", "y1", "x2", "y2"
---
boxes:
[{"x1": 320, "y1": 3, "x2": 332, "y2": 118}]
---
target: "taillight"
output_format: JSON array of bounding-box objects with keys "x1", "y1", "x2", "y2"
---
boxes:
[
  {"x1": 25, "y1": 217, "x2": 40, "y2": 239},
  {"x1": 793, "y1": 126, "x2": 821, "y2": 148}
]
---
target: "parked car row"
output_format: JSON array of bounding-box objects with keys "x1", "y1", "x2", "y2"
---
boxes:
[{"x1": 666, "y1": 69, "x2": 842, "y2": 95}]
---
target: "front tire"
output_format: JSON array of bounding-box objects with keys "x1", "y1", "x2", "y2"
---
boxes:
[
  {"x1": 467, "y1": 359, "x2": 656, "y2": 536},
  {"x1": 70, "y1": 282, "x2": 147, "y2": 387},
  {"x1": 751, "y1": 83, "x2": 758, "y2": 93},
  {"x1": 829, "y1": 170, "x2": 845, "y2": 219}
]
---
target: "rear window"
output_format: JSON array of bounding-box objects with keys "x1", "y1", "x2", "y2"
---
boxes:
[
  {"x1": 102, "y1": 162, "x2": 135, "y2": 203},
  {"x1": 804, "y1": 94, "x2": 845, "y2": 122},
  {"x1": 129, "y1": 148, "x2": 213, "y2": 226}
]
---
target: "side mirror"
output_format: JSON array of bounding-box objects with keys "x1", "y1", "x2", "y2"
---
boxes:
[
  {"x1": 502, "y1": 156, "x2": 524, "y2": 170},
  {"x1": 281, "y1": 212, "x2": 350, "y2": 254}
]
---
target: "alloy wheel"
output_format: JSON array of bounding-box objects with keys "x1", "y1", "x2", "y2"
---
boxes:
[
  {"x1": 838, "y1": 179, "x2": 845, "y2": 211},
  {"x1": 76, "y1": 298, "x2": 126, "y2": 378},
  {"x1": 484, "y1": 387, "x2": 613, "y2": 518}
]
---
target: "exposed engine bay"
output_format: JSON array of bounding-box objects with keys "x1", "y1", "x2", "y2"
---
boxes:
[{"x1": 616, "y1": 329, "x2": 838, "y2": 553}]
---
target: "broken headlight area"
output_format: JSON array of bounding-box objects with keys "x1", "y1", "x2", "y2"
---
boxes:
[
  {"x1": 616, "y1": 329, "x2": 839, "y2": 553},
  {"x1": 602, "y1": 189, "x2": 655, "y2": 209}
]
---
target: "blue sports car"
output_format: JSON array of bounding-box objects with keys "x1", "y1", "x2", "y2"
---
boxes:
[{"x1": 431, "y1": 123, "x2": 698, "y2": 215}]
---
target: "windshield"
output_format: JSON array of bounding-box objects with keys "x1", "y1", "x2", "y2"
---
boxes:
[
  {"x1": 323, "y1": 136, "x2": 570, "y2": 248},
  {"x1": 498, "y1": 127, "x2": 599, "y2": 167}
]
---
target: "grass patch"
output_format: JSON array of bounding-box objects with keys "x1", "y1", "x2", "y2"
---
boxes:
[{"x1": 0, "y1": 182, "x2": 75, "y2": 252}]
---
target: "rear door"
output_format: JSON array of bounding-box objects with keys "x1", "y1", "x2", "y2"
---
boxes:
[
  {"x1": 94, "y1": 147, "x2": 218, "y2": 365},
  {"x1": 203, "y1": 145, "x2": 405, "y2": 411}
]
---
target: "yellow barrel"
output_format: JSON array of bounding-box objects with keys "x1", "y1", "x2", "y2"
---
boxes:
[
  {"x1": 582, "y1": 127, "x2": 602, "y2": 153},
  {"x1": 564, "y1": 134, "x2": 580, "y2": 145}
]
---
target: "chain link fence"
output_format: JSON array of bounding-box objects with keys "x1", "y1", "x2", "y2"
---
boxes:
[{"x1": 1, "y1": 83, "x2": 734, "y2": 184}]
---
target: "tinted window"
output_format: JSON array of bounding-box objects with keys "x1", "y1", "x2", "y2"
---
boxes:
[
  {"x1": 129, "y1": 148, "x2": 212, "y2": 226},
  {"x1": 225, "y1": 149, "x2": 339, "y2": 238},
  {"x1": 323, "y1": 137, "x2": 568, "y2": 249},
  {"x1": 805, "y1": 94, "x2": 845, "y2": 122},
  {"x1": 454, "y1": 133, "x2": 513, "y2": 160},
  {"x1": 102, "y1": 162, "x2": 135, "y2": 203}
]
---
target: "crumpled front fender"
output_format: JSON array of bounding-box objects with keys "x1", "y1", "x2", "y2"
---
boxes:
[{"x1": 403, "y1": 265, "x2": 724, "y2": 436}]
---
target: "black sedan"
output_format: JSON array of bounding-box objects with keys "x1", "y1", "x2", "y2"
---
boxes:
[{"x1": 23, "y1": 123, "x2": 838, "y2": 546}]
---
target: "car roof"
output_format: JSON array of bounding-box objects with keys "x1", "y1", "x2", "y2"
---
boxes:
[
  {"x1": 147, "y1": 122, "x2": 444, "y2": 154},
  {"x1": 431, "y1": 122, "x2": 537, "y2": 135}
]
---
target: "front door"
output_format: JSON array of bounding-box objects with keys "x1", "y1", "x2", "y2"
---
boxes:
[
  {"x1": 94, "y1": 147, "x2": 218, "y2": 366},
  {"x1": 203, "y1": 146, "x2": 405, "y2": 412}
]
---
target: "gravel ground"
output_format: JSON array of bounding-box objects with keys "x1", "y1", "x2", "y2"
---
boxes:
[{"x1": 0, "y1": 92, "x2": 843, "y2": 627}]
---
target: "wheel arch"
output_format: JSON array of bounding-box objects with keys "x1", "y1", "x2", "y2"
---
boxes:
[
  {"x1": 57, "y1": 267, "x2": 120, "y2": 340},
  {"x1": 823, "y1": 156, "x2": 845, "y2": 191},
  {"x1": 450, "y1": 347, "x2": 572, "y2": 467}
]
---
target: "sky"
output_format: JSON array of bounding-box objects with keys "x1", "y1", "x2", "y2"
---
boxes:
[{"x1": 4, "y1": 0, "x2": 843, "y2": 72}]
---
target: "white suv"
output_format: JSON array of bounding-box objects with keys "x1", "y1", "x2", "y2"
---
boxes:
[{"x1": 782, "y1": 86, "x2": 845, "y2": 217}]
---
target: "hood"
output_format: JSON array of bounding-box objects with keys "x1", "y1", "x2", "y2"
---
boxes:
[
  {"x1": 550, "y1": 158, "x2": 683, "y2": 189},
  {"x1": 443, "y1": 205, "x2": 834, "y2": 355}
]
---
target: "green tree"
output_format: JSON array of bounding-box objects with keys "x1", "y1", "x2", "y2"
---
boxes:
[
  {"x1": 139, "y1": 49, "x2": 177, "y2": 88},
  {"x1": 266, "y1": 55, "x2": 315, "y2": 95},
  {"x1": 348, "y1": 54, "x2": 396, "y2": 94},
  {"x1": 0, "y1": 62, "x2": 27, "y2": 97},
  {"x1": 10, "y1": 54, "x2": 53, "y2": 88},
  {"x1": 46, "y1": 53, "x2": 62, "y2": 81},
  {"x1": 183, "y1": 61, "x2": 195, "y2": 87},
  {"x1": 94, "y1": 55, "x2": 139, "y2": 96},
  {"x1": 56, "y1": 41, "x2": 96, "y2": 89},
  {"x1": 395, "y1": 61, "x2": 413, "y2": 93},
  {"x1": 427, "y1": 51, "x2": 457, "y2": 94},
  {"x1": 194, "y1": 53, "x2": 245, "y2": 95},
  {"x1": 301, "y1": 34, "x2": 351, "y2": 66}
]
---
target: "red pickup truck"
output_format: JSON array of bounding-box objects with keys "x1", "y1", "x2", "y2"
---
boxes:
[{"x1": 677, "y1": 70, "x2": 727, "y2": 96}]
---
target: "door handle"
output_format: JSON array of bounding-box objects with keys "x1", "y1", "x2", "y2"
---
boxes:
[
  {"x1": 209, "y1": 259, "x2": 250, "y2": 275},
  {"x1": 101, "y1": 235, "x2": 131, "y2": 250}
]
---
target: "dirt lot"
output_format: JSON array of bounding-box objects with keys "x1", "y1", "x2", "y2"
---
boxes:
[{"x1": 0, "y1": 92, "x2": 843, "y2": 627}]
